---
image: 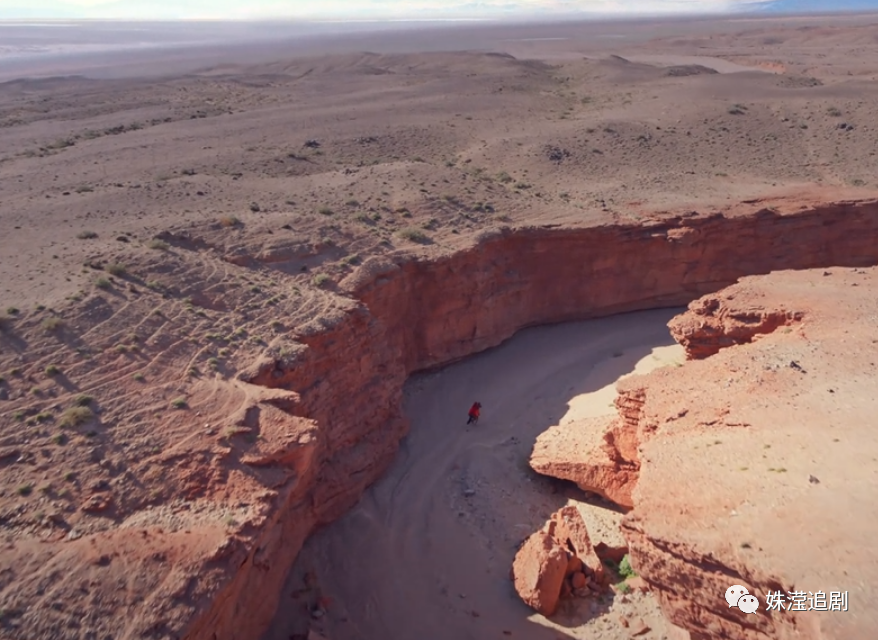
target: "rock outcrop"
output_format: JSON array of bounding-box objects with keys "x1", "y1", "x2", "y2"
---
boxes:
[
  {"x1": 513, "y1": 506, "x2": 606, "y2": 615},
  {"x1": 531, "y1": 416, "x2": 640, "y2": 508},
  {"x1": 184, "y1": 197, "x2": 878, "y2": 640},
  {"x1": 668, "y1": 294, "x2": 804, "y2": 359},
  {"x1": 535, "y1": 266, "x2": 878, "y2": 638},
  {"x1": 546, "y1": 506, "x2": 606, "y2": 587},
  {"x1": 511, "y1": 530, "x2": 570, "y2": 616}
]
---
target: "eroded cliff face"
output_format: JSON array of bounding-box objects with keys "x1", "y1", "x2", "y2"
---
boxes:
[
  {"x1": 668, "y1": 295, "x2": 805, "y2": 359},
  {"x1": 565, "y1": 269, "x2": 878, "y2": 640},
  {"x1": 186, "y1": 199, "x2": 878, "y2": 640}
]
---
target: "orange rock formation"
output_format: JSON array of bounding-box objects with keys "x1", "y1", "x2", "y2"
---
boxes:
[
  {"x1": 186, "y1": 197, "x2": 878, "y2": 640},
  {"x1": 512, "y1": 506, "x2": 606, "y2": 616},
  {"x1": 532, "y1": 266, "x2": 878, "y2": 638}
]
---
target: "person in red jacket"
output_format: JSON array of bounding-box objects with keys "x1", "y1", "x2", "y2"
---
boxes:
[{"x1": 467, "y1": 402, "x2": 482, "y2": 425}]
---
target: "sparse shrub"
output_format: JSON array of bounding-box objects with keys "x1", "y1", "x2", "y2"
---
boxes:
[
  {"x1": 75, "y1": 185, "x2": 94, "y2": 193},
  {"x1": 397, "y1": 227, "x2": 430, "y2": 243},
  {"x1": 827, "y1": 106, "x2": 842, "y2": 117},
  {"x1": 45, "y1": 364, "x2": 61, "y2": 376},
  {"x1": 619, "y1": 554, "x2": 637, "y2": 579},
  {"x1": 345, "y1": 199, "x2": 360, "y2": 207},
  {"x1": 312, "y1": 273, "x2": 331, "y2": 287},
  {"x1": 132, "y1": 372, "x2": 145, "y2": 382},
  {"x1": 12, "y1": 411, "x2": 24, "y2": 421},
  {"x1": 147, "y1": 239, "x2": 169, "y2": 251},
  {"x1": 73, "y1": 394, "x2": 93, "y2": 407},
  {"x1": 41, "y1": 317, "x2": 63, "y2": 332},
  {"x1": 77, "y1": 230, "x2": 98, "y2": 239},
  {"x1": 59, "y1": 406, "x2": 93, "y2": 428},
  {"x1": 6, "y1": 307, "x2": 19, "y2": 315},
  {"x1": 105, "y1": 263, "x2": 126, "y2": 276},
  {"x1": 170, "y1": 397, "x2": 188, "y2": 409},
  {"x1": 318, "y1": 206, "x2": 334, "y2": 215},
  {"x1": 95, "y1": 277, "x2": 112, "y2": 290},
  {"x1": 249, "y1": 202, "x2": 261, "y2": 212},
  {"x1": 219, "y1": 215, "x2": 241, "y2": 228},
  {"x1": 514, "y1": 182, "x2": 531, "y2": 190},
  {"x1": 17, "y1": 484, "x2": 33, "y2": 496},
  {"x1": 35, "y1": 411, "x2": 54, "y2": 423}
]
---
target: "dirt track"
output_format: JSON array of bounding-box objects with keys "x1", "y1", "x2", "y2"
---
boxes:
[{"x1": 265, "y1": 309, "x2": 684, "y2": 640}]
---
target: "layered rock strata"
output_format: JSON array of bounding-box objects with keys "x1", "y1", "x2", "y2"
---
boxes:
[
  {"x1": 533, "y1": 267, "x2": 878, "y2": 638},
  {"x1": 170, "y1": 198, "x2": 878, "y2": 638}
]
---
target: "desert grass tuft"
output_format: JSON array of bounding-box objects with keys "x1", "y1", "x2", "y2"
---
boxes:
[
  {"x1": 397, "y1": 227, "x2": 430, "y2": 243},
  {"x1": 59, "y1": 406, "x2": 93, "y2": 428}
]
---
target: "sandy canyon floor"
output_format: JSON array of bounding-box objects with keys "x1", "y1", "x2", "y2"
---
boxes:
[
  {"x1": 1, "y1": 12, "x2": 878, "y2": 640},
  {"x1": 264, "y1": 310, "x2": 684, "y2": 640}
]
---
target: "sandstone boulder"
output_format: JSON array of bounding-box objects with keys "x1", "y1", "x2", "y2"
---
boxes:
[
  {"x1": 571, "y1": 571, "x2": 587, "y2": 589},
  {"x1": 545, "y1": 505, "x2": 606, "y2": 585},
  {"x1": 513, "y1": 505, "x2": 611, "y2": 615},
  {"x1": 511, "y1": 530, "x2": 569, "y2": 616}
]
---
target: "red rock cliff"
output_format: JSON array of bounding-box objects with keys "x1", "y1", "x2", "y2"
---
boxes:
[
  {"x1": 610, "y1": 268, "x2": 878, "y2": 639},
  {"x1": 186, "y1": 198, "x2": 878, "y2": 639}
]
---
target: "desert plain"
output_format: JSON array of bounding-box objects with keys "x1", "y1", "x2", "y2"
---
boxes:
[{"x1": 1, "y1": 12, "x2": 878, "y2": 640}]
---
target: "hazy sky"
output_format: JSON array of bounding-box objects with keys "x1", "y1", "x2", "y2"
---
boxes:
[{"x1": 1, "y1": 0, "x2": 787, "y2": 20}]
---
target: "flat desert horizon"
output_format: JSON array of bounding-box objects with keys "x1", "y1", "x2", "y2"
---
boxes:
[
  {"x1": 1, "y1": 11, "x2": 877, "y2": 640},
  {"x1": 2, "y1": 11, "x2": 878, "y2": 80}
]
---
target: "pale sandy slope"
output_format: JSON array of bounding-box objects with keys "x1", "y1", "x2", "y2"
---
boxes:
[{"x1": 264, "y1": 309, "x2": 685, "y2": 640}]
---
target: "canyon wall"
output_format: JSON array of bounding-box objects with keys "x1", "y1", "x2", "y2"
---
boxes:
[
  {"x1": 187, "y1": 199, "x2": 878, "y2": 640},
  {"x1": 609, "y1": 268, "x2": 878, "y2": 640}
]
